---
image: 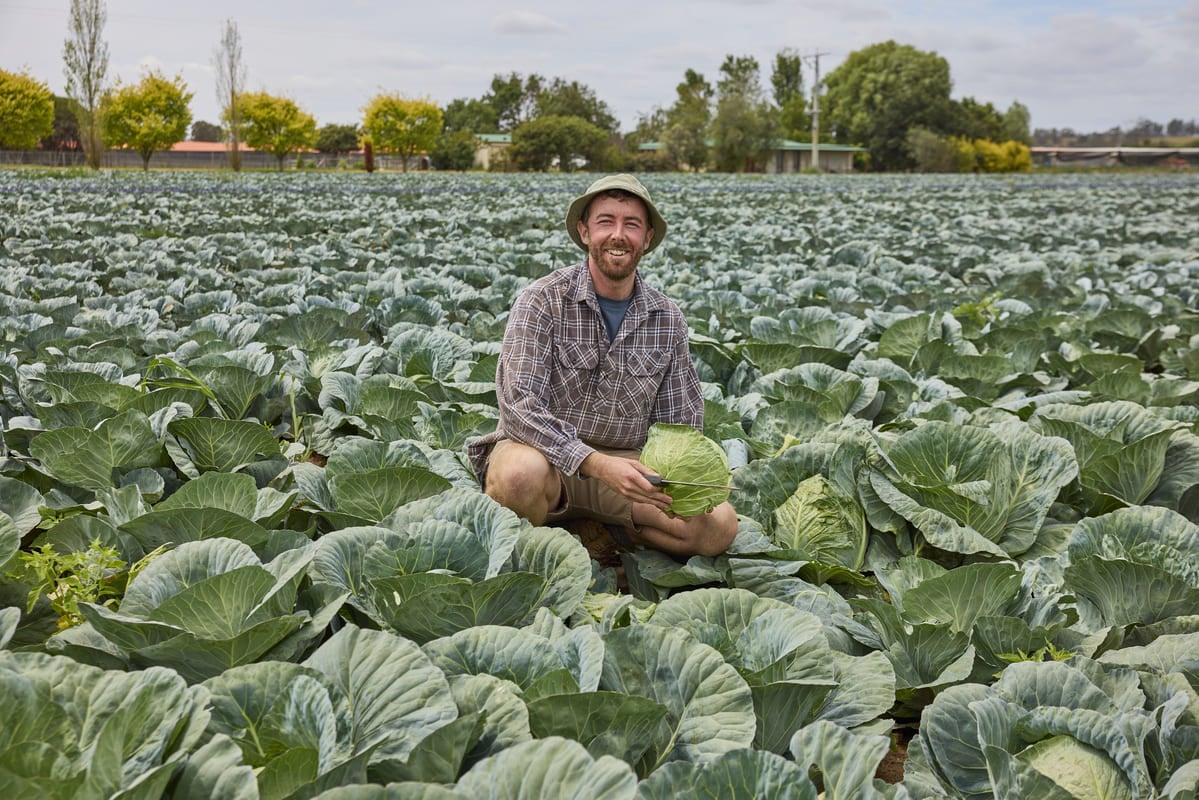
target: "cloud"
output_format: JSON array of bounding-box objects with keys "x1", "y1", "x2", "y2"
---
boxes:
[{"x1": 491, "y1": 11, "x2": 568, "y2": 35}]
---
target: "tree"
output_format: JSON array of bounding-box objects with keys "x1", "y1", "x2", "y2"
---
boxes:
[
  {"x1": 951, "y1": 97, "x2": 1003, "y2": 141},
  {"x1": 771, "y1": 48, "x2": 809, "y2": 141},
  {"x1": 63, "y1": 0, "x2": 109, "y2": 169},
  {"x1": 362, "y1": 94, "x2": 442, "y2": 172},
  {"x1": 535, "y1": 77, "x2": 618, "y2": 133},
  {"x1": 442, "y1": 97, "x2": 498, "y2": 134},
  {"x1": 0, "y1": 69, "x2": 55, "y2": 150},
  {"x1": 626, "y1": 107, "x2": 668, "y2": 149},
  {"x1": 102, "y1": 70, "x2": 192, "y2": 170},
  {"x1": 191, "y1": 120, "x2": 221, "y2": 142},
  {"x1": 484, "y1": 72, "x2": 542, "y2": 132},
  {"x1": 823, "y1": 41, "x2": 954, "y2": 171},
  {"x1": 1000, "y1": 101, "x2": 1031, "y2": 145},
  {"x1": 906, "y1": 127, "x2": 956, "y2": 172},
  {"x1": 41, "y1": 96, "x2": 81, "y2": 151},
  {"x1": 214, "y1": 18, "x2": 246, "y2": 171},
  {"x1": 712, "y1": 55, "x2": 778, "y2": 172},
  {"x1": 430, "y1": 129, "x2": 478, "y2": 171},
  {"x1": 237, "y1": 91, "x2": 317, "y2": 170},
  {"x1": 315, "y1": 123, "x2": 360, "y2": 154},
  {"x1": 509, "y1": 115, "x2": 610, "y2": 172},
  {"x1": 662, "y1": 69, "x2": 713, "y2": 171}
]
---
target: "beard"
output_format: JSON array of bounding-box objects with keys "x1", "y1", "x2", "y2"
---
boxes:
[{"x1": 587, "y1": 238, "x2": 641, "y2": 283}]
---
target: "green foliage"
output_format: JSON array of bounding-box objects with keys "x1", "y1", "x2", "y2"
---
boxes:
[
  {"x1": 662, "y1": 69, "x2": 713, "y2": 171},
  {"x1": 906, "y1": 126, "x2": 956, "y2": 172},
  {"x1": 40, "y1": 95, "x2": 81, "y2": 151},
  {"x1": 442, "y1": 96, "x2": 499, "y2": 134},
  {"x1": 770, "y1": 48, "x2": 804, "y2": 109},
  {"x1": 237, "y1": 90, "x2": 318, "y2": 171},
  {"x1": 534, "y1": 76, "x2": 619, "y2": 134},
  {"x1": 823, "y1": 40, "x2": 954, "y2": 170},
  {"x1": 0, "y1": 68, "x2": 55, "y2": 149},
  {"x1": 951, "y1": 96, "x2": 1004, "y2": 140},
  {"x1": 4, "y1": 539, "x2": 165, "y2": 629},
  {"x1": 712, "y1": 55, "x2": 778, "y2": 172},
  {"x1": 101, "y1": 69, "x2": 193, "y2": 170},
  {"x1": 1001, "y1": 100, "x2": 1032, "y2": 145},
  {"x1": 509, "y1": 114, "x2": 611, "y2": 171},
  {"x1": 189, "y1": 118, "x2": 221, "y2": 142},
  {"x1": 315, "y1": 122, "x2": 360, "y2": 154},
  {"x1": 430, "y1": 129, "x2": 479, "y2": 171},
  {"x1": 485, "y1": 71, "x2": 540, "y2": 131},
  {"x1": 911, "y1": 130, "x2": 1031, "y2": 173},
  {"x1": 362, "y1": 93, "x2": 442, "y2": 171}
]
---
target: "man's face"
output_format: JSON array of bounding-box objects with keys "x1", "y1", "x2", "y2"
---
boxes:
[{"x1": 577, "y1": 193, "x2": 653, "y2": 284}]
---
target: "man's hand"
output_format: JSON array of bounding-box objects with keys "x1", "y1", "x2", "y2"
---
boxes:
[{"x1": 580, "y1": 451, "x2": 673, "y2": 511}]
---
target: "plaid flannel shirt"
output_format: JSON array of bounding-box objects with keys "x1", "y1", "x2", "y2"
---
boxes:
[{"x1": 467, "y1": 260, "x2": 703, "y2": 479}]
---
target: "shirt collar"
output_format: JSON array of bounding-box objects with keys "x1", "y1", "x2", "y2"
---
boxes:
[{"x1": 569, "y1": 259, "x2": 668, "y2": 315}]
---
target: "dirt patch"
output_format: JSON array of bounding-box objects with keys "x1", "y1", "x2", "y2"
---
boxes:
[
  {"x1": 564, "y1": 518, "x2": 627, "y2": 592},
  {"x1": 875, "y1": 737, "x2": 908, "y2": 784}
]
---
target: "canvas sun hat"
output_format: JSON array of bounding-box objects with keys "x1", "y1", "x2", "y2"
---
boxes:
[{"x1": 566, "y1": 174, "x2": 668, "y2": 254}]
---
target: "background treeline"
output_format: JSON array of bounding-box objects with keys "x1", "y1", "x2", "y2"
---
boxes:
[
  {"x1": 1034, "y1": 117, "x2": 1199, "y2": 147},
  {"x1": 2, "y1": 1, "x2": 1190, "y2": 173}
]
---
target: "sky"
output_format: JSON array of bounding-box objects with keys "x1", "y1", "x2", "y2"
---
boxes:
[{"x1": 2, "y1": 0, "x2": 1196, "y2": 136}]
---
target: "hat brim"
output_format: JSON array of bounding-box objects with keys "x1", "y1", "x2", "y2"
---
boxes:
[{"x1": 565, "y1": 174, "x2": 667, "y2": 254}]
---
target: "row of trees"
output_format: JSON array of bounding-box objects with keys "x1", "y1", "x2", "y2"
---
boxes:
[
  {"x1": 0, "y1": 0, "x2": 1107, "y2": 173},
  {"x1": 430, "y1": 42, "x2": 1033, "y2": 172},
  {"x1": 0, "y1": 0, "x2": 447, "y2": 171}
]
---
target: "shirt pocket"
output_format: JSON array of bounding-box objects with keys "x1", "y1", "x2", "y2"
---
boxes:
[
  {"x1": 615, "y1": 349, "x2": 669, "y2": 416},
  {"x1": 551, "y1": 338, "x2": 601, "y2": 408}
]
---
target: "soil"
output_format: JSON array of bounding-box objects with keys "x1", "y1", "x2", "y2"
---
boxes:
[
  {"x1": 875, "y1": 733, "x2": 909, "y2": 784},
  {"x1": 564, "y1": 518, "x2": 628, "y2": 592}
]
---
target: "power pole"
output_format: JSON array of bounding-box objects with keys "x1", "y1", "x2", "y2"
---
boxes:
[{"x1": 803, "y1": 50, "x2": 829, "y2": 172}]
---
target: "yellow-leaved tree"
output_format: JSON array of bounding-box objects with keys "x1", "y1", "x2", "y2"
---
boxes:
[
  {"x1": 362, "y1": 94, "x2": 442, "y2": 172},
  {"x1": 102, "y1": 70, "x2": 192, "y2": 170},
  {"x1": 236, "y1": 91, "x2": 317, "y2": 171},
  {"x1": 0, "y1": 68, "x2": 55, "y2": 150}
]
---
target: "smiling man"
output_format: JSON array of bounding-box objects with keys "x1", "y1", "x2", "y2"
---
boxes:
[{"x1": 466, "y1": 174, "x2": 737, "y2": 557}]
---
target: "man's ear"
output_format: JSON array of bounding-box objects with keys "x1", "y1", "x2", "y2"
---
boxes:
[
  {"x1": 577, "y1": 220, "x2": 591, "y2": 245},
  {"x1": 642, "y1": 228, "x2": 653, "y2": 252}
]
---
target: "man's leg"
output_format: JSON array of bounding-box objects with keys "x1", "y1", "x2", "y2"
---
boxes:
[
  {"x1": 630, "y1": 501, "x2": 738, "y2": 558},
  {"x1": 483, "y1": 440, "x2": 561, "y2": 525}
]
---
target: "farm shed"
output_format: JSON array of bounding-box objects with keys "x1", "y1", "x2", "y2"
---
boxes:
[{"x1": 474, "y1": 133, "x2": 511, "y2": 170}]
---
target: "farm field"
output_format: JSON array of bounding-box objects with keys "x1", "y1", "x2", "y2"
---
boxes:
[{"x1": 1, "y1": 169, "x2": 1198, "y2": 799}]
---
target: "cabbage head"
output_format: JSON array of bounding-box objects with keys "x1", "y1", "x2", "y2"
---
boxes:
[
  {"x1": 773, "y1": 474, "x2": 867, "y2": 570},
  {"x1": 640, "y1": 423, "x2": 731, "y2": 517}
]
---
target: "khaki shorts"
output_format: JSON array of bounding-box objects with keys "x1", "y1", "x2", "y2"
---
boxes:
[{"x1": 488, "y1": 440, "x2": 639, "y2": 530}]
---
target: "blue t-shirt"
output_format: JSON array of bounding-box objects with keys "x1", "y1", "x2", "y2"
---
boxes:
[{"x1": 596, "y1": 293, "x2": 633, "y2": 340}]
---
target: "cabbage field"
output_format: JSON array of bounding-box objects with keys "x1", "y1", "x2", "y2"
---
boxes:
[{"x1": 1, "y1": 170, "x2": 1198, "y2": 799}]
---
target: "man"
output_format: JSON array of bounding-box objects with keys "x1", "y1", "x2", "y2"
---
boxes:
[{"x1": 467, "y1": 174, "x2": 737, "y2": 557}]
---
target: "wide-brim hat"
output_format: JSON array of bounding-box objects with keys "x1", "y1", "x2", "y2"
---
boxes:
[{"x1": 566, "y1": 174, "x2": 667, "y2": 254}]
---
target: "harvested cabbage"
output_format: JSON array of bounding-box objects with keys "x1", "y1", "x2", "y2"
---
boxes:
[{"x1": 641, "y1": 423, "x2": 731, "y2": 517}]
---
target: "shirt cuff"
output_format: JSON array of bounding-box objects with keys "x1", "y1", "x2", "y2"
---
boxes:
[{"x1": 559, "y1": 441, "x2": 596, "y2": 477}]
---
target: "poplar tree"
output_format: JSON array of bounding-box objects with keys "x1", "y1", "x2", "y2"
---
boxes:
[
  {"x1": 214, "y1": 18, "x2": 246, "y2": 171},
  {"x1": 62, "y1": 0, "x2": 109, "y2": 169}
]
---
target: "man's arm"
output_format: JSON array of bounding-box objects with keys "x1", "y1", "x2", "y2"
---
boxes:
[
  {"x1": 650, "y1": 314, "x2": 704, "y2": 430},
  {"x1": 496, "y1": 291, "x2": 595, "y2": 476}
]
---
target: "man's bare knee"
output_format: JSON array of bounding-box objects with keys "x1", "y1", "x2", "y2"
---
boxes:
[{"x1": 484, "y1": 442, "x2": 559, "y2": 522}]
